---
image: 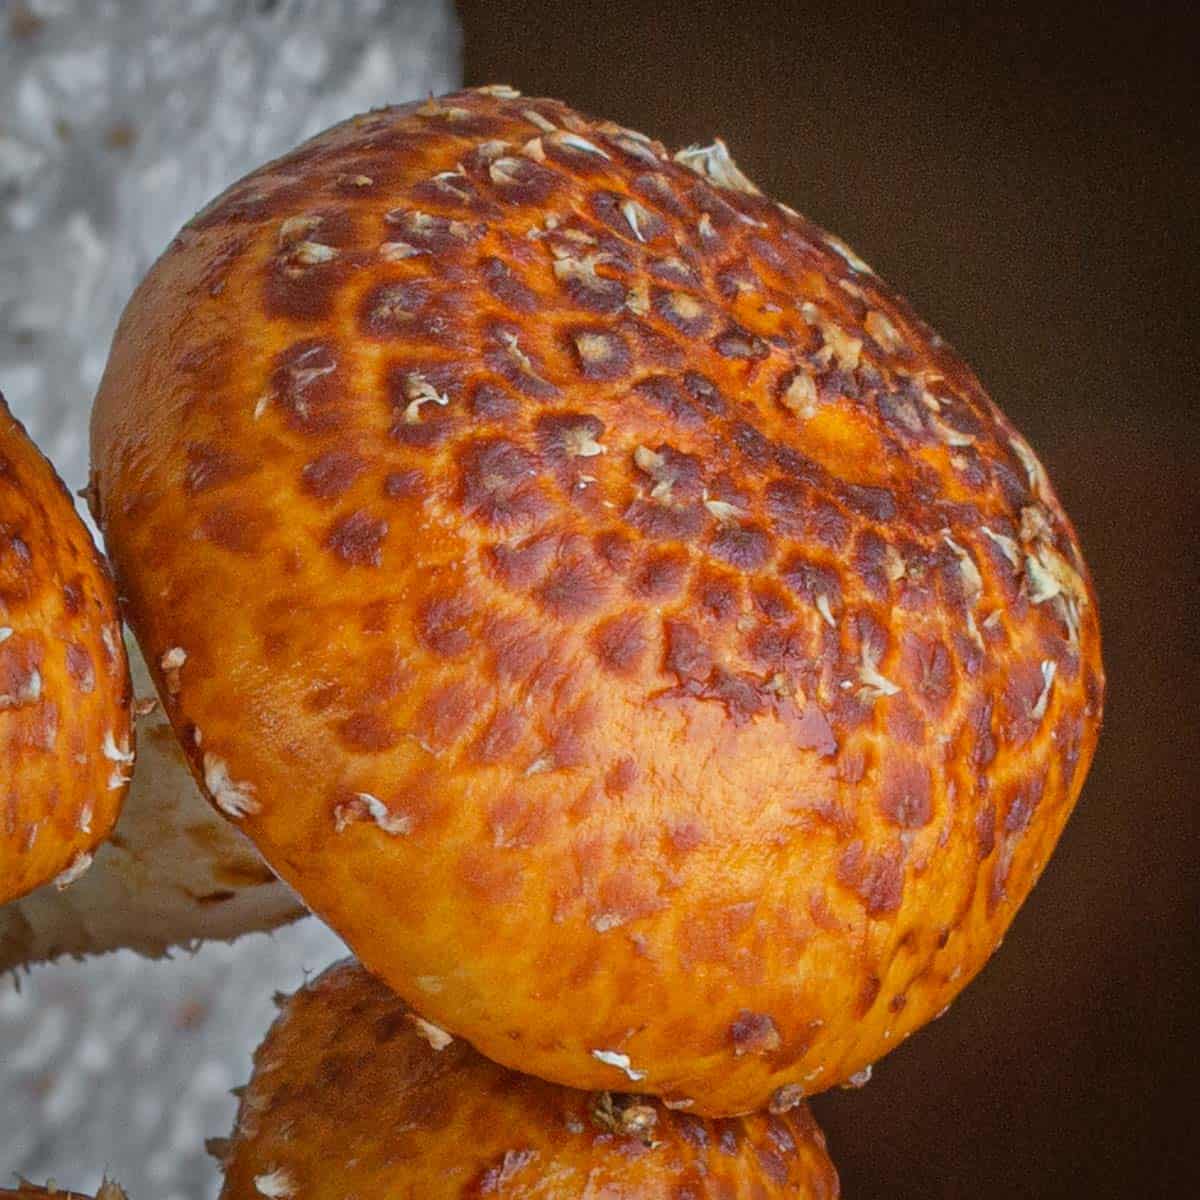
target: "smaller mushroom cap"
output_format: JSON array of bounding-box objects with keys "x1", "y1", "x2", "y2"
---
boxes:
[
  {"x1": 216, "y1": 959, "x2": 840, "y2": 1199},
  {"x1": 0, "y1": 394, "x2": 131, "y2": 904}
]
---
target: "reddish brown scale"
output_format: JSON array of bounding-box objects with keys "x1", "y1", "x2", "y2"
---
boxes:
[
  {"x1": 880, "y1": 758, "x2": 935, "y2": 829},
  {"x1": 417, "y1": 594, "x2": 475, "y2": 658},
  {"x1": 416, "y1": 678, "x2": 486, "y2": 751},
  {"x1": 472, "y1": 709, "x2": 526, "y2": 765},
  {"x1": 538, "y1": 553, "x2": 610, "y2": 620},
  {"x1": 698, "y1": 569, "x2": 743, "y2": 623},
  {"x1": 92, "y1": 87, "x2": 1103, "y2": 1116},
  {"x1": 65, "y1": 642, "x2": 96, "y2": 693},
  {"x1": 731, "y1": 1010, "x2": 783, "y2": 1058},
  {"x1": 300, "y1": 450, "x2": 367, "y2": 501},
  {"x1": 340, "y1": 711, "x2": 398, "y2": 753},
  {"x1": 592, "y1": 609, "x2": 649, "y2": 675},
  {"x1": 886, "y1": 695, "x2": 927, "y2": 747},
  {"x1": 0, "y1": 396, "x2": 132, "y2": 905},
  {"x1": 382, "y1": 467, "x2": 426, "y2": 499},
  {"x1": 325, "y1": 509, "x2": 387, "y2": 566}
]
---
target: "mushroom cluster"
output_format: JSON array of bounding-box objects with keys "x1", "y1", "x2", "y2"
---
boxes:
[{"x1": 3, "y1": 85, "x2": 1103, "y2": 1195}]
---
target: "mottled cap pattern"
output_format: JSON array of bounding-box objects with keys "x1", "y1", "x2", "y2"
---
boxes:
[
  {"x1": 0, "y1": 395, "x2": 131, "y2": 905},
  {"x1": 216, "y1": 959, "x2": 840, "y2": 1199},
  {"x1": 91, "y1": 86, "x2": 1104, "y2": 1115}
]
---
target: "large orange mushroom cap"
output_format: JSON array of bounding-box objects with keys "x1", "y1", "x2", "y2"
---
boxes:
[
  {"x1": 0, "y1": 395, "x2": 131, "y2": 904},
  {"x1": 217, "y1": 958, "x2": 840, "y2": 1199},
  {"x1": 91, "y1": 86, "x2": 1103, "y2": 1114}
]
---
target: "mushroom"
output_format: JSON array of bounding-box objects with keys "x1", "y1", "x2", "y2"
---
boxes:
[
  {"x1": 213, "y1": 959, "x2": 841, "y2": 1198},
  {"x1": 0, "y1": 395, "x2": 132, "y2": 906},
  {"x1": 85, "y1": 86, "x2": 1103, "y2": 1115}
]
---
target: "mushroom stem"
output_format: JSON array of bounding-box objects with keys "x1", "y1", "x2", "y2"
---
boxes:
[{"x1": 0, "y1": 638, "x2": 306, "y2": 973}]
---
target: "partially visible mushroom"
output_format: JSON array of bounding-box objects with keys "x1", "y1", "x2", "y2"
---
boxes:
[
  {"x1": 0, "y1": 395, "x2": 131, "y2": 905},
  {"x1": 214, "y1": 959, "x2": 840, "y2": 1199}
]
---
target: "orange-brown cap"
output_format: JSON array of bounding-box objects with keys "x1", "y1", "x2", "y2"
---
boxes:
[
  {"x1": 91, "y1": 86, "x2": 1103, "y2": 1114},
  {"x1": 216, "y1": 958, "x2": 839, "y2": 1198},
  {"x1": 1, "y1": 394, "x2": 131, "y2": 904}
]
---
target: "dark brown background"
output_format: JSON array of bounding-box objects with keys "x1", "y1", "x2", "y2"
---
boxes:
[{"x1": 458, "y1": 2, "x2": 1197, "y2": 1195}]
